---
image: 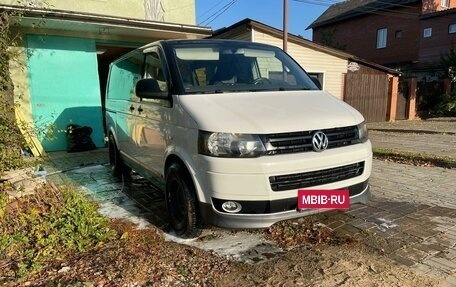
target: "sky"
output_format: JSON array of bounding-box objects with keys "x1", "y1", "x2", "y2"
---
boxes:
[{"x1": 195, "y1": 0, "x2": 342, "y2": 40}]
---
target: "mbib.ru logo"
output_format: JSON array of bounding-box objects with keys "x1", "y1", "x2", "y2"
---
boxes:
[{"x1": 298, "y1": 190, "x2": 350, "y2": 210}]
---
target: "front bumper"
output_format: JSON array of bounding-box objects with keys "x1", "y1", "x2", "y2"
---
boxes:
[
  {"x1": 199, "y1": 180, "x2": 370, "y2": 229},
  {"x1": 193, "y1": 141, "x2": 372, "y2": 229}
]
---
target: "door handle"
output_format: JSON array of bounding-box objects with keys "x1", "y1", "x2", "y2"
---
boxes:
[
  {"x1": 137, "y1": 105, "x2": 143, "y2": 113},
  {"x1": 129, "y1": 105, "x2": 135, "y2": 112}
]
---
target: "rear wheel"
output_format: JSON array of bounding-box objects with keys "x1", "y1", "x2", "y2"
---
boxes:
[
  {"x1": 108, "y1": 134, "x2": 131, "y2": 180},
  {"x1": 165, "y1": 163, "x2": 201, "y2": 238}
]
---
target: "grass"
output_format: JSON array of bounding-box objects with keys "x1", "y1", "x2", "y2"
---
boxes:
[
  {"x1": 0, "y1": 183, "x2": 228, "y2": 286},
  {"x1": 0, "y1": 184, "x2": 117, "y2": 281}
]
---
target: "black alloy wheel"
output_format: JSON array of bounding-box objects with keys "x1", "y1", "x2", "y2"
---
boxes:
[{"x1": 165, "y1": 163, "x2": 201, "y2": 238}]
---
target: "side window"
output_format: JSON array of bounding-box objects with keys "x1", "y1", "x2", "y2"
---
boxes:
[
  {"x1": 144, "y1": 51, "x2": 168, "y2": 93},
  {"x1": 107, "y1": 51, "x2": 143, "y2": 100}
]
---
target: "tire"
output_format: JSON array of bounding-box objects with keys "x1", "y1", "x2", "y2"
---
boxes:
[
  {"x1": 165, "y1": 163, "x2": 202, "y2": 238},
  {"x1": 108, "y1": 134, "x2": 131, "y2": 180}
]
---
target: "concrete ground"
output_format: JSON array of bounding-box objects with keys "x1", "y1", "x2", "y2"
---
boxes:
[
  {"x1": 368, "y1": 118, "x2": 456, "y2": 160},
  {"x1": 43, "y1": 118, "x2": 456, "y2": 285},
  {"x1": 366, "y1": 118, "x2": 456, "y2": 284}
]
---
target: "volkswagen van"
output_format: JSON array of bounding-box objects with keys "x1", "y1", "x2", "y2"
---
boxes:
[{"x1": 105, "y1": 39, "x2": 372, "y2": 237}]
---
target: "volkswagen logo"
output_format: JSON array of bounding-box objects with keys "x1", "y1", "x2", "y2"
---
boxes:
[{"x1": 312, "y1": 131, "x2": 329, "y2": 152}]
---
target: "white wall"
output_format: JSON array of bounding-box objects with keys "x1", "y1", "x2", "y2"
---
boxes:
[{"x1": 253, "y1": 30, "x2": 347, "y2": 99}]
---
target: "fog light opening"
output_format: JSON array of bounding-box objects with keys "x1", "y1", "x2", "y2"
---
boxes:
[{"x1": 221, "y1": 201, "x2": 242, "y2": 213}]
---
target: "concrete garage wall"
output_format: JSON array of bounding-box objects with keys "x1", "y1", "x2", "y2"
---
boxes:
[
  {"x1": 26, "y1": 34, "x2": 104, "y2": 151},
  {"x1": 30, "y1": 0, "x2": 196, "y2": 25},
  {"x1": 162, "y1": 0, "x2": 196, "y2": 25}
]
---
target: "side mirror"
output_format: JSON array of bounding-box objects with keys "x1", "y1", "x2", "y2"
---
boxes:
[
  {"x1": 311, "y1": 77, "x2": 322, "y2": 90},
  {"x1": 135, "y1": 78, "x2": 169, "y2": 99}
]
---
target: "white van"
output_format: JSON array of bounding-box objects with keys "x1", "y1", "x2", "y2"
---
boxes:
[{"x1": 105, "y1": 39, "x2": 372, "y2": 237}]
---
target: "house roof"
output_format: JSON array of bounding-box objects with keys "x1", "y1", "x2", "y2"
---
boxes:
[
  {"x1": 420, "y1": 7, "x2": 456, "y2": 19},
  {"x1": 307, "y1": 0, "x2": 420, "y2": 29},
  {"x1": 0, "y1": 4, "x2": 212, "y2": 41},
  {"x1": 212, "y1": 18, "x2": 400, "y2": 75}
]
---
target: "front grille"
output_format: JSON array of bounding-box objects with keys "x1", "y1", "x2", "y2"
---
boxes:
[
  {"x1": 269, "y1": 161, "x2": 365, "y2": 192},
  {"x1": 263, "y1": 126, "x2": 358, "y2": 155}
]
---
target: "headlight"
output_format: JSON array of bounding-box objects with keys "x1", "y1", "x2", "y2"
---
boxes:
[
  {"x1": 198, "y1": 131, "x2": 266, "y2": 158},
  {"x1": 357, "y1": 122, "x2": 368, "y2": 142}
]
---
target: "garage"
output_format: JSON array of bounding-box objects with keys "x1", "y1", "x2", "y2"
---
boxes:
[{"x1": 7, "y1": 6, "x2": 211, "y2": 152}]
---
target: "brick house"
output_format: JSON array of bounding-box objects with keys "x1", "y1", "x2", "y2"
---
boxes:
[{"x1": 308, "y1": 0, "x2": 456, "y2": 117}]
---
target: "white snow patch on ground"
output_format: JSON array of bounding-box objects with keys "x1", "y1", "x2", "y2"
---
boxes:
[
  {"x1": 97, "y1": 201, "x2": 153, "y2": 230},
  {"x1": 165, "y1": 229, "x2": 284, "y2": 263},
  {"x1": 65, "y1": 165, "x2": 284, "y2": 264}
]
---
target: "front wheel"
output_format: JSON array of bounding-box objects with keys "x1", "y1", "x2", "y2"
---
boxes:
[
  {"x1": 165, "y1": 163, "x2": 202, "y2": 238},
  {"x1": 108, "y1": 134, "x2": 131, "y2": 180}
]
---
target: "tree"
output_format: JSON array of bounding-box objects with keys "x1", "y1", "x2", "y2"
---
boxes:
[
  {"x1": 441, "y1": 48, "x2": 456, "y2": 83},
  {"x1": 318, "y1": 28, "x2": 347, "y2": 51},
  {"x1": 0, "y1": 8, "x2": 27, "y2": 173},
  {"x1": 435, "y1": 49, "x2": 456, "y2": 116}
]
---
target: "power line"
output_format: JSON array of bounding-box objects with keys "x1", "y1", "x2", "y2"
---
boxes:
[
  {"x1": 197, "y1": 0, "x2": 227, "y2": 20},
  {"x1": 291, "y1": 0, "x2": 344, "y2": 7},
  {"x1": 198, "y1": 0, "x2": 238, "y2": 26}
]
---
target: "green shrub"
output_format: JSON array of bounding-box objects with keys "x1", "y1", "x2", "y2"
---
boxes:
[
  {"x1": 0, "y1": 9, "x2": 28, "y2": 175},
  {"x1": 435, "y1": 91, "x2": 456, "y2": 116},
  {"x1": 0, "y1": 185, "x2": 117, "y2": 279}
]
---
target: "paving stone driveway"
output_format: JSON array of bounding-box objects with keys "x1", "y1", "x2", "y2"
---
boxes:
[
  {"x1": 43, "y1": 118, "x2": 456, "y2": 285},
  {"x1": 354, "y1": 160, "x2": 456, "y2": 283}
]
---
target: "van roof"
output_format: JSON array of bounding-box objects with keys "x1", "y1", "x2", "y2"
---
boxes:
[{"x1": 139, "y1": 38, "x2": 278, "y2": 51}]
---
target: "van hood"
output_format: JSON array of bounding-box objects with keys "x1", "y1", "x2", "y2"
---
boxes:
[{"x1": 177, "y1": 90, "x2": 365, "y2": 133}]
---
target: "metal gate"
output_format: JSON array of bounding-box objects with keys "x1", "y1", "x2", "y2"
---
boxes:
[{"x1": 344, "y1": 73, "x2": 389, "y2": 123}]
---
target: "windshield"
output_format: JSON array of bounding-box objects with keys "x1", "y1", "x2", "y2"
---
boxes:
[{"x1": 170, "y1": 41, "x2": 319, "y2": 94}]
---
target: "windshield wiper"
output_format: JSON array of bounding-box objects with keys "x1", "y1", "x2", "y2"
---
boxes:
[
  {"x1": 280, "y1": 87, "x2": 313, "y2": 91},
  {"x1": 248, "y1": 87, "x2": 297, "y2": 92}
]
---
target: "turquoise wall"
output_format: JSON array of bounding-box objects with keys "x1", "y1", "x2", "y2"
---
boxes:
[{"x1": 26, "y1": 35, "x2": 104, "y2": 151}]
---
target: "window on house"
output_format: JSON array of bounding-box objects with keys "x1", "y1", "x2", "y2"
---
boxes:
[
  {"x1": 308, "y1": 73, "x2": 324, "y2": 89},
  {"x1": 450, "y1": 23, "x2": 456, "y2": 34},
  {"x1": 423, "y1": 28, "x2": 432, "y2": 38},
  {"x1": 441, "y1": 0, "x2": 449, "y2": 7},
  {"x1": 395, "y1": 30, "x2": 402, "y2": 38},
  {"x1": 376, "y1": 28, "x2": 387, "y2": 48}
]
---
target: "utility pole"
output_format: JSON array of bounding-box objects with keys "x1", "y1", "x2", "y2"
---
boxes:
[{"x1": 283, "y1": 0, "x2": 288, "y2": 52}]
